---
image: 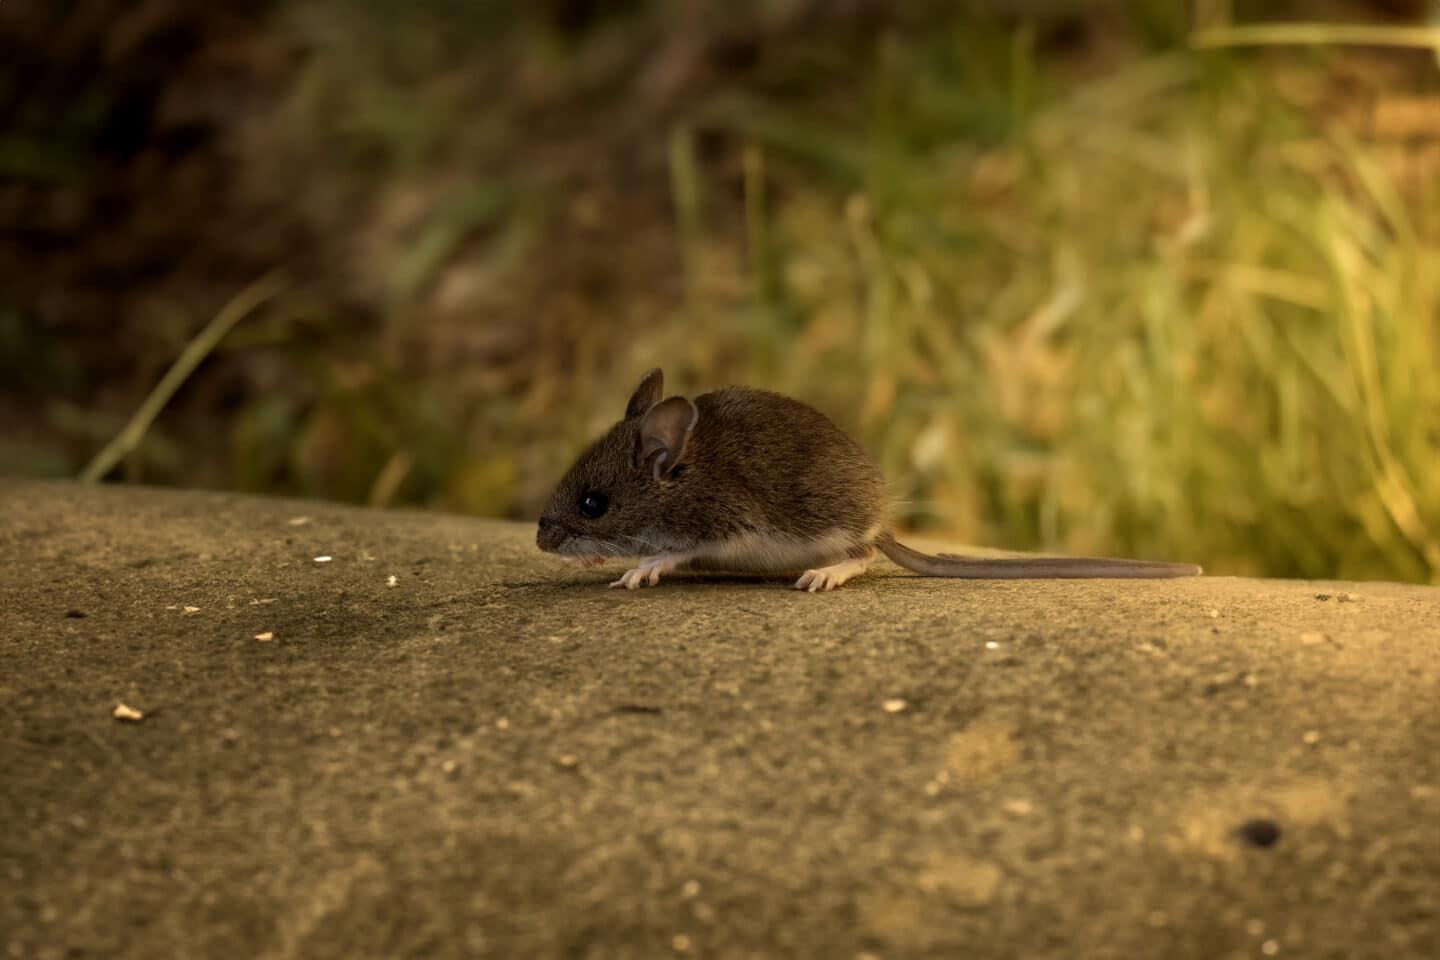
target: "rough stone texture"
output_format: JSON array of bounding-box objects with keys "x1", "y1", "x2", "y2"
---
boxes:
[{"x1": 2, "y1": 479, "x2": 1437, "y2": 959}]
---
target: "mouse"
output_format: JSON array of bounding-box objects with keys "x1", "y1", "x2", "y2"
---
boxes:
[{"x1": 536, "y1": 368, "x2": 1203, "y2": 591}]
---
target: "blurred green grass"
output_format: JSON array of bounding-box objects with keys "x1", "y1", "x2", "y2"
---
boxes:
[
  {"x1": 701, "y1": 46, "x2": 1440, "y2": 582},
  {"x1": 10, "y1": 1, "x2": 1437, "y2": 583},
  {"x1": 581, "y1": 13, "x2": 1440, "y2": 582}
]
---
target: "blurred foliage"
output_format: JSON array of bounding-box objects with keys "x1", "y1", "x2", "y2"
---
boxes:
[{"x1": 1, "y1": 0, "x2": 1437, "y2": 582}]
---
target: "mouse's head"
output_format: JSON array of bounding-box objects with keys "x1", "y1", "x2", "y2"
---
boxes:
[{"x1": 536, "y1": 368, "x2": 697, "y2": 559}]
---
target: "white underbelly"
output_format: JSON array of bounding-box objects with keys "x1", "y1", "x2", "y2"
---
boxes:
[{"x1": 687, "y1": 527, "x2": 869, "y2": 573}]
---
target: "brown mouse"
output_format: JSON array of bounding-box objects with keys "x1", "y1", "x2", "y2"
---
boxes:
[{"x1": 536, "y1": 369, "x2": 1202, "y2": 591}]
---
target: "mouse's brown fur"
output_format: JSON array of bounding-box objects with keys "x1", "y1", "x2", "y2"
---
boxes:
[
  {"x1": 537, "y1": 370, "x2": 886, "y2": 566},
  {"x1": 537, "y1": 369, "x2": 1202, "y2": 590}
]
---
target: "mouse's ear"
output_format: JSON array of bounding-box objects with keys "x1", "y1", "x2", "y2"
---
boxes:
[
  {"x1": 625, "y1": 368, "x2": 664, "y2": 419},
  {"x1": 638, "y1": 395, "x2": 697, "y2": 481}
]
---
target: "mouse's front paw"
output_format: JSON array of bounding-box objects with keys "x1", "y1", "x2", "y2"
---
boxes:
[
  {"x1": 610, "y1": 565, "x2": 658, "y2": 590},
  {"x1": 608, "y1": 553, "x2": 682, "y2": 590}
]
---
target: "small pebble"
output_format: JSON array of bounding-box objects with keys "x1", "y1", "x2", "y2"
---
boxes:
[
  {"x1": 1262, "y1": 940, "x2": 1280, "y2": 956},
  {"x1": 1302, "y1": 730, "x2": 1321, "y2": 745},
  {"x1": 671, "y1": 934, "x2": 692, "y2": 952},
  {"x1": 386, "y1": 575, "x2": 398, "y2": 587},
  {"x1": 1238, "y1": 818, "x2": 1281, "y2": 848},
  {"x1": 254, "y1": 631, "x2": 275, "y2": 642},
  {"x1": 183, "y1": 606, "x2": 200, "y2": 615},
  {"x1": 882, "y1": 698, "x2": 908, "y2": 714},
  {"x1": 287, "y1": 516, "x2": 310, "y2": 526},
  {"x1": 112, "y1": 703, "x2": 144, "y2": 722},
  {"x1": 1002, "y1": 798, "x2": 1034, "y2": 816},
  {"x1": 1207, "y1": 608, "x2": 1220, "y2": 618},
  {"x1": 681, "y1": 880, "x2": 702, "y2": 899},
  {"x1": 314, "y1": 556, "x2": 333, "y2": 563},
  {"x1": 441, "y1": 760, "x2": 457, "y2": 773},
  {"x1": 495, "y1": 718, "x2": 510, "y2": 730},
  {"x1": 984, "y1": 641, "x2": 1000, "y2": 650},
  {"x1": 557, "y1": 754, "x2": 579, "y2": 768}
]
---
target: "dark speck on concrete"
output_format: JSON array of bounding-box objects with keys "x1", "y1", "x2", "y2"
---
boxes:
[{"x1": 1238, "y1": 818, "x2": 1282, "y2": 848}]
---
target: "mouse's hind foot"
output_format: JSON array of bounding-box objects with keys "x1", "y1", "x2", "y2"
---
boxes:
[{"x1": 794, "y1": 551, "x2": 873, "y2": 592}]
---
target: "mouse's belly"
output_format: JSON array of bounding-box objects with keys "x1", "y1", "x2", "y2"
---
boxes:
[{"x1": 685, "y1": 526, "x2": 876, "y2": 573}]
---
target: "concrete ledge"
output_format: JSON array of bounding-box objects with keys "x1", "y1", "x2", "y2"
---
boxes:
[{"x1": 2, "y1": 479, "x2": 1437, "y2": 958}]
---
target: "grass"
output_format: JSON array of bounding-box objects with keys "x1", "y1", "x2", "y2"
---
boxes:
[
  {"x1": 79, "y1": 272, "x2": 291, "y2": 484},
  {"x1": 54, "y1": 3, "x2": 1440, "y2": 584},
  {"x1": 648, "y1": 29, "x2": 1439, "y2": 582}
]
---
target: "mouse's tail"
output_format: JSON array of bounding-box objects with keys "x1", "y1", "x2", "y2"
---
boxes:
[{"x1": 875, "y1": 532, "x2": 1202, "y2": 579}]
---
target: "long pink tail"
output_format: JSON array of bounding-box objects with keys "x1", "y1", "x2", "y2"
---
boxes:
[{"x1": 876, "y1": 533, "x2": 1202, "y2": 579}]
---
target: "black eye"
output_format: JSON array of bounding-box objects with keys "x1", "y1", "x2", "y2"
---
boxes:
[{"x1": 578, "y1": 491, "x2": 608, "y2": 519}]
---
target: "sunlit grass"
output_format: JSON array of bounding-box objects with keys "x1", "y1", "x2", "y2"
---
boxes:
[
  {"x1": 60, "y1": 5, "x2": 1436, "y2": 584},
  {"x1": 657, "y1": 45, "x2": 1439, "y2": 583}
]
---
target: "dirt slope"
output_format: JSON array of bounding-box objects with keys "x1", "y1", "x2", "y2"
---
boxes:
[{"x1": 2, "y1": 479, "x2": 1437, "y2": 958}]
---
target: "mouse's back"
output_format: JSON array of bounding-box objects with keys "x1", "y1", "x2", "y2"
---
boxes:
[{"x1": 681, "y1": 385, "x2": 888, "y2": 543}]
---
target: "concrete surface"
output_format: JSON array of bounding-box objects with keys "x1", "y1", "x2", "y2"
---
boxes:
[{"x1": 1, "y1": 479, "x2": 1437, "y2": 959}]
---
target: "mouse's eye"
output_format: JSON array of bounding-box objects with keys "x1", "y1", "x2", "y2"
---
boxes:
[{"x1": 578, "y1": 490, "x2": 608, "y2": 520}]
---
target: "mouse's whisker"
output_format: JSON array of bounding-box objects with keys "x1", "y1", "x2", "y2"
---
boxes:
[
  {"x1": 590, "y1": 537, "x2": 630, "y2": 558},
  {"x1": 612, "y1": 532, "x2": 655, "y2": 553}
]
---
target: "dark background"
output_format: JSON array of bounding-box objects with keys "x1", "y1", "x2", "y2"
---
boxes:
[{"x1": 2, "y1": 0, "x2": 1437, "y2": 582}]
